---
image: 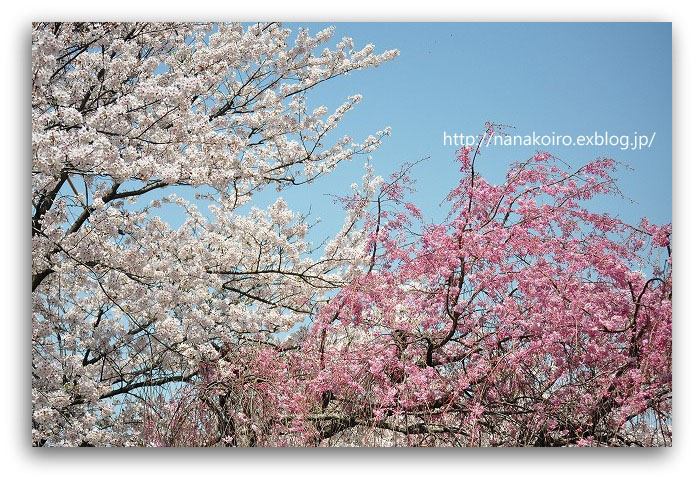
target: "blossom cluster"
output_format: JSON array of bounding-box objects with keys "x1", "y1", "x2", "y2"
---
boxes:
[{"x1": 32, "y1": 22, "x2": 396, "y2": 446}]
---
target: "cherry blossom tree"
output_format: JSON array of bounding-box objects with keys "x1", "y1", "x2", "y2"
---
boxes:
[
  {"x1": 32, "y1": 21, "x2": 397, "y2": 446},
  {"x1": 32, "y1": 23, "x2": 671, "y2": 448},
  {"x1": 298, "y1": 140, "x2": 672, "y2": 447}
]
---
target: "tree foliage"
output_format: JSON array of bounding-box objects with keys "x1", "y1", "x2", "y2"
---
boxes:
[{"x1": 32, "y1": 22, "x2": 671, "y2": 447}]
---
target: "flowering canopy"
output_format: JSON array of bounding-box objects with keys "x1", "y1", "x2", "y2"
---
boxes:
[{"x1": 32, "y1": 23, "x2": 670, "y2": 447}]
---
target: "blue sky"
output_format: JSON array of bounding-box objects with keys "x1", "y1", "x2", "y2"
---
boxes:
[{"x1": 146, "y1": 22, "x2": 672, "y2": 244}]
